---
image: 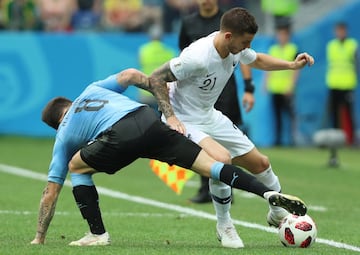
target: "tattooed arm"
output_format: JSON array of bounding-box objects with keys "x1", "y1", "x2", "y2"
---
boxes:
[
  {"x1": 31, "y1": 182, "x2": 62, "y2": 244},
  {"x1": 116, "y1": 68, "x2": 150, "y2": 88},
  {"x1": 116, "y1": 66, "x2": 176, "y2": 117},
  {"x1": 149, "y1": 62, "x2": 186, "y2": 134},
  {"x1": 116, "y1": 66, "x2": 175, "y2": 116},
  {"x1": 148, "y1": 63, "x2": 177, "y2": 118},
  {"x1": 116, "y1": 66, "x2": 186, "y2": 134}
]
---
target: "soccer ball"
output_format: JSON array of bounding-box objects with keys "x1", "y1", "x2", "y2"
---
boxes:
[{"x1": 278, "y1": 214, "x2": 317, "y2": 248}]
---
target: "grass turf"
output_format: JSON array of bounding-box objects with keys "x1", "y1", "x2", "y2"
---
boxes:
[{"x1": 0, "y1": 135, "x2": 359, "y2": 255}]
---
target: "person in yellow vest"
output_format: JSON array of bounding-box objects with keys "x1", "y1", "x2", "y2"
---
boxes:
[
  {"x1": 261, "y1": 0, "x2": 299, "y2": 29},
  {"x1": 265, "y1": 24, "x2": 299, "y2": 146},
  {"x1": 326, "y1": 22, "x2": 358, "y2": 145},
  {"x1": 138, "y1": 24, "x2": 176, "y2": 109}
]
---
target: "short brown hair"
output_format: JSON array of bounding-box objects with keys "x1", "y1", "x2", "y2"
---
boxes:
[
  {"x1": 42, "y1": 97, "x2": 72, "y2": 130},
  {"x1": 220, "y1": 7, "x2": 258, "y2": 35}
]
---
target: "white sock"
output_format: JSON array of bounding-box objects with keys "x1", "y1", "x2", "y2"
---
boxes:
[
  {"x1": 209, "y1": 179, "x2": 232, "y2": 225},
  {"x1": 254, "y1": 166, "x2": 287, "y2": 214}
]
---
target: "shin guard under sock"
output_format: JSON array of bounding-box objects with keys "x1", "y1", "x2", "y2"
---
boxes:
[
  {"x1": 219, "y1": 164, "x2": 271, "y2": 197},
  {"x1": 72, "y1": 185, "x2": 106, "y2": 235}
]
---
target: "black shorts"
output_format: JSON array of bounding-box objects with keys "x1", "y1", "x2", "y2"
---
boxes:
[{"x1": 80, "y1": 106, "x2": 202, "y2": 174}]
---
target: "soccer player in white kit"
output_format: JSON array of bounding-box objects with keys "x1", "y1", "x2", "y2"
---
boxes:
[{"x1": 149, "y1": 7, "x2": 314, "y2": 249}]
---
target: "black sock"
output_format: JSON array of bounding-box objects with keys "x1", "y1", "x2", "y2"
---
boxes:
[
  {"x1": 72, "y1": 185, "x2": 106, "y2": 235},
  {"x1": 219, "y1": 164, "x2": 272, "y2": 198}
]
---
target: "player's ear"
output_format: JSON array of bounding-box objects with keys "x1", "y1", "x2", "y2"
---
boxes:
[{"x1": 224, "y1": 32, "x2": 232, "y2": 40}]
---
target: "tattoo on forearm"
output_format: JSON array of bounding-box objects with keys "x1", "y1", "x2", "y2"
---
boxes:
[
  {"x1": 134, "y1": 75, "x2": 151, "y2": 91},
  {"x1": 149, "y1": 63, "x2": 177, "y2": 118},
  {"x1": 36, "y1": 184, "x2": 59, "y2": 238}
]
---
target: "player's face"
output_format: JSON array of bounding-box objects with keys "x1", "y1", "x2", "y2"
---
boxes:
[
  {"x1": 276, "y1": 29, "x2": 290, "y2": 45},
  {"x1": 335, "y1": 25, "x2": 347, "y2": 40},
  {"x1": 197, "y1": 0, "x2": 218, "y2": 11},
  {"x1": 227, "y1": 33, "x2": 254, "y2": 54}
]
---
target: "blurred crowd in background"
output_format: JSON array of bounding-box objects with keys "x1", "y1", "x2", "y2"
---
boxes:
[
  {"x1": 0, "y1": 0, "x2": 250, "y2": 33},
  {"x1": 0, "y1": 0, "x2": 313, "y2": 34}
]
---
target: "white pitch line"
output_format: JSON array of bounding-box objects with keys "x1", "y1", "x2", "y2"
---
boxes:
[
  {"x1": 0, "y1": 163, "x2": 359, "y2": 252},
  {"x1": 0, "y1": 210, "x2": 186, "y2": 217},
  {"x1": 308, "y1": 205, "x2": 328, "y2": 212}
]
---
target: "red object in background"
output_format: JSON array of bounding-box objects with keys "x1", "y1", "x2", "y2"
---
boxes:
[{"x1": 341, "y1": 106, "x2": 354, "y2": 144}]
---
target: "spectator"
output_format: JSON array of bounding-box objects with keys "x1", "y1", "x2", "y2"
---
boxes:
[
  {"x1": 0, "y1": 0, "x2": 5, "y2": 29},
  {"x1": 162, "y1": 0, "x2": 196, "y2": 33},
  {"x1": 326, "y1": 21, "x2": 359, "y2": 145},
  {"x1": 264, "y1": 24, "x2": 299, "y2": 146},
  {"x1": 142, "y1": 0, "x2": 163, "y2": 31},
  {"x1": 2, "y1": 0, "x2": 41, "y2": 30},
  {"x1": 36, "y1": 0, "x2": 76, "y2": 32},
  {"x1": 102, "y1": 0, "x2": 143, "y2": 32},
  {"x1": 70, "y1": 0, "x2": 102, "y2": 31}
]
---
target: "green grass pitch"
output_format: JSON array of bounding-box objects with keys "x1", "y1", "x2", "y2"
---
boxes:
[{"x1": 0, "y1": 135, "x2": 359, "y2": 255}]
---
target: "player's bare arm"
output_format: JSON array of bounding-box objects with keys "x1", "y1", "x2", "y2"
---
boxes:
[
  {"x1": 149, "y1": 62, "x2": 177, "y2": 118},
  {"x1": 31, "y1": 182, "x2": 62, "y2": 244},
  {"x1": 117, "y1": 68, "x2": 150, "y2": 89},
  {"x1": 149, "y1": 62, "x2": 186, "y2": 134},
  {"x1": 117, "y1": 67, "x2": 175, "y2": 119},
  {"x1": 249, "y1": 52, "x2": 315, "y2": 71}
]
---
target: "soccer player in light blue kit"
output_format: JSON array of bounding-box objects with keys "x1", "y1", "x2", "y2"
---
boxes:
[
  {"x1": 31, "y1": 68, "x2": 307, "y2": 246},
  {"x1": 31, "y1": 70, "x2": 150, "y2": 246}
]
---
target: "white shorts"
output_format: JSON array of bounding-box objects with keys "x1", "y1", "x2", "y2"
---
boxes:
[{"x1": 163, "y1": 110, "x2": 255, "y2": 158}]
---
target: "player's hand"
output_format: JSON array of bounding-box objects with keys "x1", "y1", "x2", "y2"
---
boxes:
[
  {"x1": 167, "y1": 115, "x2": 186, "y2": 135},
  {"x1": 242, "y1": 92, "x2": 255, "y2": 112},
  {"x1": 293, "y1": 52, "x2": 315, "y2": 69}
]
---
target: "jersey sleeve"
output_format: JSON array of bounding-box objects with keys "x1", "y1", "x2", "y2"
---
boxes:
[
  {"x1": 93, "y1": 74, "x2": 126, "y2": 93},
  {"x1": 239, "y1": 48, "x2": 257, "y2": 65},
  {"x1": 169, "y1": 47, "x2": 207, "y2": 80},
  {"x1": 47, "y1": 139, "x2": 70, "y2": 185}
]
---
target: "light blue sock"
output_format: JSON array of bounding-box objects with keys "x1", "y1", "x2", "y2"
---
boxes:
[
  {"x1": 70, "y1": 173, "x2": 94, "y2": 186},
  {"x1": 210, "y1": 162, "x2": 224, "y2": 181}
]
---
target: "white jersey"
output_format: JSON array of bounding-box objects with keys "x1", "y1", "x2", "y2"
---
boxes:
[{"x1": 169, "y1": 32, "x2": 257, "y2": 124}]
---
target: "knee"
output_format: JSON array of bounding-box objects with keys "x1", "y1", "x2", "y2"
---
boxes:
[
  {"x1": 247, "y1": 154, "x2": 270, "y2": 174},
  {"x1": 259, "y1": 154, "x2": 270, "y2": 170},
  {"x1": 213, "y1": 151, "x2": 232, "y2": 164},
  {"x1": 68, "y1": 152, "x2": 84, "y2": 173},
  {"x1": 68, "y1": 160, "x2": 76, "y2": 173}
]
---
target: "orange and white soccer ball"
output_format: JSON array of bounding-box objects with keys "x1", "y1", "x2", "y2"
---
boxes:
[{"x1": 278, "y1": 214, "x2": 317, "y2": 248}]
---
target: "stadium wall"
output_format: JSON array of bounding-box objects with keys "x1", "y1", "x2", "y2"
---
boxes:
[{"x1": 1, "y1": 1, "x2": 359, "y2": 146}]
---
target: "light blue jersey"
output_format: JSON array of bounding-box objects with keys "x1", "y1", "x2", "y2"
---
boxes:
[{"x1": 48, "y1": 74, "x2": 145, "y2": 185}]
